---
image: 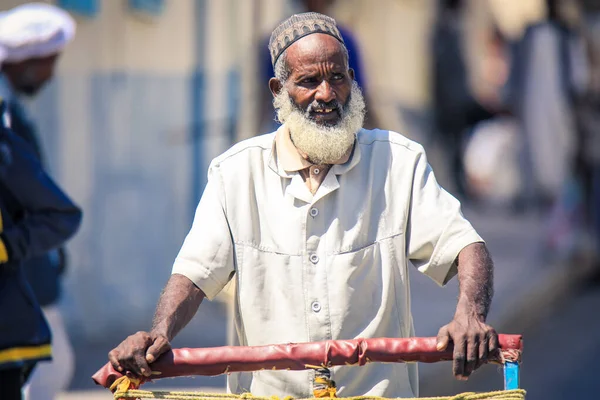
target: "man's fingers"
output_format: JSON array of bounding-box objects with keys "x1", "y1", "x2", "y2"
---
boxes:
[
  {"x1": 119, "y1": 356, "x2": 139, "y2": 378},
  {"x1": 134, "y1": 354, "x2": 152, "y2": 377},
  {"x1": 119, "y1": 352, "x2": 147, "y2": 378},
  {"x1": 111, "y1": 349, "x2": 138, "y2": 376},
  {"x1": 436, "y1": 326, "x2": 450, "y2": 351},
  {"x1": 488, "y1": 329, "x2": 500, "y2": 355},
  {"x1": 453, "y1": 337, "x2": 467, "y2": 380},
  {"x1": 146, "y1": 335, "x2": 171, "y2": 363},
  {"x1": 478, "y1": 336, "x2": 489, "y2": 368},
  {"x1": 108, "y1": 332, "x2": 155, "y2": 376},
  {"x1": 108, "y1": 350, "x2": 123, "y2": 372},
  {"x1": 464, "y1": 335, "x2": 479, "y2": 377}
]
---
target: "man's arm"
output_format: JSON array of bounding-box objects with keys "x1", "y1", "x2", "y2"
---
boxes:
[
  {"x1": 436, "y1": 242, "x2": 498, "y2": 380},
  {"x1": 152, "y1": 273, "x2": 205, "y2": 341},
  {"x1": 108, "y1": 160, "x2": 234, "y2": 377},
  {"x1": 454, "y1": 242, "x2": 494, "y2": 321},
  {"x1": 404, "y1": 146, "x2": 498, "y2": 379},
  {"x1": 108, "y1": 274, "x2": 205, "y2": 377}
]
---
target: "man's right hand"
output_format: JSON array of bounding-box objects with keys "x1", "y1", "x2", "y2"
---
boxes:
[{"x1": 108, "y1": 331, "x2": 171, "y2": 378}]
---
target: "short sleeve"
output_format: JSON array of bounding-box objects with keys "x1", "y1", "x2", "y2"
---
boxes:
[
  {"x1": 407, "y1": 147, "x2": 483, "y2": 286},
  {"x1": 172, "y1": 163, "x2": 235, "y2": 300}
]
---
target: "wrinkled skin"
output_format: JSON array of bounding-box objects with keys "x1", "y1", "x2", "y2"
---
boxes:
[
  {"x1": 435, "y1": 242, "x2": 498, "y2": 379},
  {"x1": 269, "y1": 34, "x2": 355, "y2": 127},
  {"x1": 108, "y1": 331, "x2": 171, "y2": 378},
  {"x1": 107, "y1": 274, "x2": 204, "y2": 378}
]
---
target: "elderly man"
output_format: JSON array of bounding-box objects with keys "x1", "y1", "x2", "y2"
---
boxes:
[
  {"x1": 109, "y1": 13, "x2": 497, "y2": 398},
  {"x1": 0, "y1": 3, "x2": 77, "y2": 399},
  {"x1": 0, "y1": 100, "x2": 81, "y2": 400}
]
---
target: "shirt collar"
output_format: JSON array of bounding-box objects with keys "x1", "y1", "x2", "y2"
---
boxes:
[
  {"x1": 276, "y1": 124, "x2": 312, "y2": 172},
  {"x1": 268, "y1": 124, "x2": 361, "y2": 177}
]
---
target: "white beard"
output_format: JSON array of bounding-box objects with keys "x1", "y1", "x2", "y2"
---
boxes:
[{"x1": 273, "y1": 81, "x2": 366, "y2": 165}]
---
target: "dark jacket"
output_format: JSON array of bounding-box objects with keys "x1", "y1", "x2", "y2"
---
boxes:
[
  {"x1": 6, "y1": 95, "x2": 67, "y2": 306},
  {"x1": 0, "y1": 105, "x2": 82, "y2": 370}
]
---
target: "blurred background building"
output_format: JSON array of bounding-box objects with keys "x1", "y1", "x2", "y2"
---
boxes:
[{"x1": 1, "y1": 0, "x2": 599, "y2": 399}]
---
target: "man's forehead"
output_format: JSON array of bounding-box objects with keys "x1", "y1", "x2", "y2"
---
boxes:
[
  {"x1": 268, "y1": 12, "x2": 344, "y2": 68},
  {"x1": 286, "y1": 34, "x2": 346, "y2": 67}
]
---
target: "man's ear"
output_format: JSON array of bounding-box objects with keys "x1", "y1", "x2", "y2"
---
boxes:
[
  {"x1": 348, "y1": 68, "x2": 355, "y2": 81},
  {"x1": 269, "y1": 78, "x2": 283, "y2": 97}
]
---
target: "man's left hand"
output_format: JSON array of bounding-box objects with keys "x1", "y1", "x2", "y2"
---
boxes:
[{"x1": 436, "y1": 315, "x2": 499, "y2": 380}]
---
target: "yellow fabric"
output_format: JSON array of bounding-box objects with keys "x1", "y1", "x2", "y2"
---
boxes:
[
  {"x1": 0, "y1": 211, "x2": 7, "y2": 263},
  {"x1": 0, "y1": 344, "x2": 52, "y2": 364},
  {"x1": 109, "y1": 375, "x2": 142, "y2": 394},
  {"x1": 312, "y1": 375, "x2": 338, "y2": 398},
  {"x1": 313, "y1": 388, "x2": 339, "y2": 398},
  {"x1": 112, "y1": 389, "x2": 526, "y2": 400},
  {"x1": 0, "y1": 238, "x2": 8, "y2": 263}
]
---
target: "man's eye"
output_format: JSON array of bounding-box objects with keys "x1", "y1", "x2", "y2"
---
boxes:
[
  {"x1": 332, "y1": 74, "x2": 344, "y2": 80},
  {"x1": 301, "y1": 77, "x2": 317, "y2": 84}
]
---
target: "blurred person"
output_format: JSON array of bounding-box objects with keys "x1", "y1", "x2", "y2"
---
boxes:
[
  {"x1": 0, "y1": 100, "x2": 81, "y2": 400},
  {"x1": 507, "y1": 0, "x2": 600, "y2": 261},
  {"x1": 461, "y1": 28, "x2": 523, "y2": 208},
  {"x1": 431, "y1": 0, "x2": 503, "y2": 201},
  {"x1": 108, "y1": 13, "x2": 499, "y2": 399},
  {"x1": 506, "y1": 0, "x2": 584, "y2": 213},
  {"x1": 570, "y1": 0, "x2": 600, "y2": 274},
  {"x1": 259, "y1": 0, "x2": 375, "y2": 133},
  {"x1": 0, "y1": 3, "x2": 77, "y2": 399}
]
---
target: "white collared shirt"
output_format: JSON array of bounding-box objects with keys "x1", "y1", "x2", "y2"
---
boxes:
[{"x1": 172, "y1": 126, "x2": 483, "y2": 398}]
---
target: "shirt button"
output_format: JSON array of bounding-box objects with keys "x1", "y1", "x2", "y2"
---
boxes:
[
  {"x1": 310, "y1": 207, "x2": 319, "y2": 217},
  {"x1": 313, "y1": 168, "x2": 320, "y2": 175},
  {"x1": 309, "y1": 253, "x2": 319, "y2": 264},
  {"x1": 311, "y1": 301, "x2": 321, "y2": 313}
]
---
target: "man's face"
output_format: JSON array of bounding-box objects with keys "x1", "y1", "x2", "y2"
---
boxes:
[
  {"x1": 6, "y1": 54, "x2": 60, "y2": 97},
  {"x1": 280, "y1": 34, "x2": 354, "y2": 127},
  {"x1": 269, "y1": 34, "x2": 366, "y2": 165}
]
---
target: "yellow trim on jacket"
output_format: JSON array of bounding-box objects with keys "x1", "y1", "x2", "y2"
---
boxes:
[
  {"x1": 0, "y1": 344, "x2": 52, "y2": 364},
  {"x1": 0, "y1": 211, "x2": 6, "y2": 263},
  {"x1": 0, "y1": 239, "x2": 7, "y2": 263}
]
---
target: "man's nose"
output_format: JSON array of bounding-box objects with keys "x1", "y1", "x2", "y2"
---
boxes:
[{"x1": 314, "y1": 80, "x2": 335, "y2": 103}]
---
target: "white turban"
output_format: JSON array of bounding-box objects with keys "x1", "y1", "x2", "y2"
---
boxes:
[{"x1": 0, "y1": 2, "x2": 75, "y2": 65}]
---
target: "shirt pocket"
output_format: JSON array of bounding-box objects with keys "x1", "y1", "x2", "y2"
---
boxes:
[
  {"x1": 236, "y1": 244, "x2": 308, "y2": 346},
  {"x1": 326, "y1": 237, "x2": 406, "y2": 340}
]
